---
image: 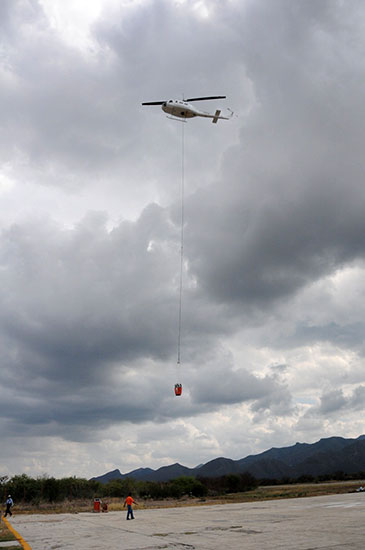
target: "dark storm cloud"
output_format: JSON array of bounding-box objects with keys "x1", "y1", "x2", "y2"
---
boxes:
[
  {"x1": 0, "y1": 202, "x2": 291, "y2": 440},
  {"x1": 319, "y1": 389, "x2": 347, "y2": 415},
  {"x1": 1, "y1": 0, "x2": 365, "y2": 473},
  {"x1": 185, "y1": 0, "x2": 365, "y2": 310},
  {"x1": 189, "y1": 362, "x2": 293, "y2": 415},
  {"x1": 0, "y1": 206, "x2": 179, "y2": 373},
  {"x1": 304, "y1": 385, "x2": 365, "y2": 418}
]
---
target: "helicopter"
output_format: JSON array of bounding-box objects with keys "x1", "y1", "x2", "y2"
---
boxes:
[{"x1": 142, "y1": 95, "x2": 231, "y2": 123}]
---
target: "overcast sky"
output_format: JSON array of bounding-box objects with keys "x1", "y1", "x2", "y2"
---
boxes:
[{"x1": 1, "y1": 0, "x2": 365, "y2": 479}]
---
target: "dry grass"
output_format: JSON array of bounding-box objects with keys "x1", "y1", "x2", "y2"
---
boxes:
[
  {"x1": 208, "y1": 479, "x2": 365, "y2": 504},
  {"x1": 9, "y1": 479, "x2": 365, "y2": 515},
  {"x1": 0, "y1": 517, "x2": 17, "y2": 543}
]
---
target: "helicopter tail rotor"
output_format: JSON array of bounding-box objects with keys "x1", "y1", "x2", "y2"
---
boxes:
[{"x1": 212, "y1": 110, "x2": 221, "y2": 123}]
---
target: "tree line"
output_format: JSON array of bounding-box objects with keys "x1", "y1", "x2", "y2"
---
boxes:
[
  {"x1": 2, "y1": 470, "x2": 364, "y2": 504},
  {"x1": 0, "y1": 472, "x2": 257, "y2": 504}
]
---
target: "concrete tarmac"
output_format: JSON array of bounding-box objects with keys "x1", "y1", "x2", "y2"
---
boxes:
[{"x1": 8, "y1": 492, "x2": 365, "y2": 549}]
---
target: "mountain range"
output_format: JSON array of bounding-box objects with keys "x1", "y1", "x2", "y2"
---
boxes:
[{"x1": 91, "y1": 435, "x2": 365, "y2": 483}]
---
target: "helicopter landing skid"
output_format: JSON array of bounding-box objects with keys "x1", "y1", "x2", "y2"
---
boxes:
[{"x1": 166, "y1": 116, "x2": 187, "y2": 123}]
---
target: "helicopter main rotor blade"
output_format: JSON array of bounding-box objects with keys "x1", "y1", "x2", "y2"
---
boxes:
[
  {"x1": 185, "y1": 95, "x2": 226, "y2": 102},
  {"x1": 142, "y1": 101, "x2": 165, "y2": 105}
]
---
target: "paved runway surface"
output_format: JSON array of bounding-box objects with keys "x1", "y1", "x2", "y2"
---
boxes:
[{"x1": 8, "y1": 492, "x2": 365, "y2": 549}]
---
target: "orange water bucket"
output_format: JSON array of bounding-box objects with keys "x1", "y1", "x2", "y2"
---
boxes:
[{"x1": 174, "y1": 383, "x2": 182, "y2": 396}]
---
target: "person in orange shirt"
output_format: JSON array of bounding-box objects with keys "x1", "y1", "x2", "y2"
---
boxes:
[{"x1": 123, "y1": 493, "x2": 138, "y2": 520}]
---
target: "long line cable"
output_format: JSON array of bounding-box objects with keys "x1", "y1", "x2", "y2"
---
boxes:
[{"x1": 177, "y1": 121, "x2": 185, "y2": 366}]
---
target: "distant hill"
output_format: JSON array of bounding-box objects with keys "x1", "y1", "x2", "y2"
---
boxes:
[
  {"x1": 90, "y1": 435, "x2": 365, "y2": 483},
  {"x1": 93, "y1": 468, "x2": 123, "y2": 484}
]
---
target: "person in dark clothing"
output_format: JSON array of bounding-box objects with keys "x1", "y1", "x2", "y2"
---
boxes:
[{"x1": 4, "y1": 495, "x2": 13, "y2": 517}]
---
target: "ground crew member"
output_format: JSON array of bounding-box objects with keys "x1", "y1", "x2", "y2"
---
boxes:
[
  {"x1": 123, "y1": 493, "x2": 138, "y2": 520},
  {"x1": 4, "y1": 495, "x2": 13, "y2": 517}
]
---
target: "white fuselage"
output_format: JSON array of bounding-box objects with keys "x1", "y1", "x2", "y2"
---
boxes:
[
  {"x1": 162, "y1": 100, "x2": 200, "y2": 119},
  {"x1": 161, "y1": 99, "x2": 228, "y2": 121}
]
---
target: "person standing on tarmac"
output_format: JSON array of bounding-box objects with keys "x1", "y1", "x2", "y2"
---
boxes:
[
  {"x1": 4, "y1": 495, "x2": 13, "y2": 517},
  {"x1": 123, "y1": 493, "x2": 138, "y2": 520}
]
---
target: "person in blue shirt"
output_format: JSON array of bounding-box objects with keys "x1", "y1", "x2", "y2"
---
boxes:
[{"x1": 4, "y1": 495, "x2": 13, "y2": 517}]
